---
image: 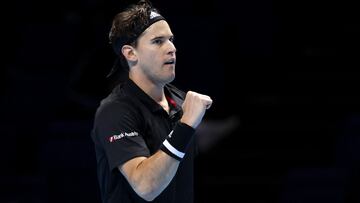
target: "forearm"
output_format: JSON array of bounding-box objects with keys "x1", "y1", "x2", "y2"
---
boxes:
[{"x1": 120, "y1": 150, "x2": 180, "y2": 201}]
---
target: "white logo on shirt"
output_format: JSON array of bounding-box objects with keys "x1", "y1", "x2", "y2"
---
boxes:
[{"x1": 109, "y1": 131, "x2": 139, "y2": 143}]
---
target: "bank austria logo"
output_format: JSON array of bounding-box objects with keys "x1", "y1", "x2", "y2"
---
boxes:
[{"x1": 109, "y1": 131, "x2": 139, "y2": 143}]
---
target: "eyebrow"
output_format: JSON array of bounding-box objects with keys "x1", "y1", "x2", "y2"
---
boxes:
[{"x1": 150, "y1": 35, "x2": 174, "y2": 41}]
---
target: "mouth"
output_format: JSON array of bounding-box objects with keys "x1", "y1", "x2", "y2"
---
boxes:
[{"x1": 164, "y1": 58, "x2": 176, "y2": 65}]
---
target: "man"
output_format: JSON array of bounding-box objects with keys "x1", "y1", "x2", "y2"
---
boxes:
[{"x1": 91, "y1": 0, "x2": 213, "y2": 202}]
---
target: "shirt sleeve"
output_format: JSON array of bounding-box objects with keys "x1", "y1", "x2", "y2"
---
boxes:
[{"x1": 93, "y1": 100, "x2": 150, "y2": 171}]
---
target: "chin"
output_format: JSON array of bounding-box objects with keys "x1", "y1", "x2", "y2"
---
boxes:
[{"x1": 163, "y1": 74, "x2": 175, "y2": 84}]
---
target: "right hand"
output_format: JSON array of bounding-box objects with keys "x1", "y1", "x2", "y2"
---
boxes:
[{"x1": 180, "y1": 91, "x2": 213, "y2": 129}]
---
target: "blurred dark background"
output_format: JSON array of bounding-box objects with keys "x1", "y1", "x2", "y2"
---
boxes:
[{"x1": 2, "y1": 0, "x2": 360, "y2": 202}]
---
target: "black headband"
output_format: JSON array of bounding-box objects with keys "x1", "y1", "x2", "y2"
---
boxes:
[{"x1": 112, "y1": 10, "x2": 166, "y2": 56}]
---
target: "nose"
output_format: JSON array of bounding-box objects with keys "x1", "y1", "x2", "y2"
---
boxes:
[{"x1": 167, "y1": 40, "x2": 176, "y2": 55}]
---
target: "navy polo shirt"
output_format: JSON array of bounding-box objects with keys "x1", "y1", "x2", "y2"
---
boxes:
[{"x1": 91, "y1": 79, "x2": 195, "y2": 203}]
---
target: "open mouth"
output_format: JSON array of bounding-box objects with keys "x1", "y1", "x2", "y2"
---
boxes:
[{"x1": 164, "y1": 59, "x2": 176, "y2": 65}]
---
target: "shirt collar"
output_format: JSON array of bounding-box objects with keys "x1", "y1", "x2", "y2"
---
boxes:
[{"x1": 122, "y1": 78, "x2": 183, "y2": 114}]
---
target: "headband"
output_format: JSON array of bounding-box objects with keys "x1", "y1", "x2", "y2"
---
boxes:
[{"x1": 112, "y1": 10, "x2": 166, "y2": 56}]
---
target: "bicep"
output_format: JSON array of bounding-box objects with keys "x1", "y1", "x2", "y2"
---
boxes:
[
  {"x1": 119, "y1": 156, "x2": 146, "y2": 176},
  {"x1": 118, "y1": 156, "x2": 147, "y2": 187}
]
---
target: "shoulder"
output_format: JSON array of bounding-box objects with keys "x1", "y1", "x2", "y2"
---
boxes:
[{"x1": 94, "y1": 91, "x2": 141, "y2": 124}]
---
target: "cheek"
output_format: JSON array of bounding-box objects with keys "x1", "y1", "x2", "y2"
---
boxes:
[
  {"x1": 138, "y1": 47, "x2": 162, "y2": 64},
  {"x1": 147, "y1": 52, "x2": 161, "y2": 63}
]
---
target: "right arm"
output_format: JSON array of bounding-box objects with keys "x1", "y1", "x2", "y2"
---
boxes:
[
  {"x1": 119, "y1": 150, "x2": 179, "y2": 201},
  {"x1": 119, "y1": 91, "x2": 212, "y2": 201}
]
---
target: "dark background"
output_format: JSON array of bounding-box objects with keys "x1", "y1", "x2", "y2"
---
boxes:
[{"x1": 2, "y1": 0, "x2": 360, "y2": 202}]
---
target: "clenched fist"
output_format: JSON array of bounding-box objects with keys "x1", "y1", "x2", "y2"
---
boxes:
[{"x1": 180, "y1": 91, "x2": 213, "y2": 129}]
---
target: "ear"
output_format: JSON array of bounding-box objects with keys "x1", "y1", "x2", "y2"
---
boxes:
[{"x1": 121, "y1": 45, "x2": 137, "y2": 62}]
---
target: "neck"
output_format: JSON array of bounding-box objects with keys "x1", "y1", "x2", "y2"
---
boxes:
[{"x1": 129, "y1": 72, "x2": 165, "y2": 103}]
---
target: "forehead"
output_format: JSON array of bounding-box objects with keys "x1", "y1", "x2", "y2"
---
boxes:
[{"x1": 140, "y1": 20, "x2": 173, "y2": 39}]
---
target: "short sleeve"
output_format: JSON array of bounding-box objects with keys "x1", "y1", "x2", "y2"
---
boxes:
[{"x1": 93, "y1": 100, "x2": 150, "y2": 171}]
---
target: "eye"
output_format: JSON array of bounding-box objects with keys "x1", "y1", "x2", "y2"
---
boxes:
[
  {"x1": 169, "y1": 36, "x2": 175, "y2": 42},
  {"x1": 153, "y1": 39, "x2": 163, "y2": 45}
]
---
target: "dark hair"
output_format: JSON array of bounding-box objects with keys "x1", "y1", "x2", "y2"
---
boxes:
[
  {"x1": 107, "y1": 0, "x2": 164, "y2": 78},
  {"x1": 109, "y1": 1, "x2": 160, "y2": 59}
]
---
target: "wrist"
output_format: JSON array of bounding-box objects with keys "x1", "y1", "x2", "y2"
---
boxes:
[{"x1": 160, "y1": 122, "x2": 195, "y2": 161}]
